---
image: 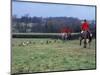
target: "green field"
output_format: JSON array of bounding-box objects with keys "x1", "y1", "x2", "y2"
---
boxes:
[{"x1": 12, "y1": 38, "x2": 96, "y2": 74}]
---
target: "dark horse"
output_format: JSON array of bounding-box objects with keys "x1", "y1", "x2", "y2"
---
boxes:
[{"x1": 80, "y1": 31, "x2": 92, "y2": 48}]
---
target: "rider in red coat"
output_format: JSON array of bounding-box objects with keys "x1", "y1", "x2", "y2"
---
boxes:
[
  {"x1": 81, "y1": 20, "x2": 89, "y2": 31},
  {"x1": 81, "y1": 19, "x2": 92, "y2": 37}
]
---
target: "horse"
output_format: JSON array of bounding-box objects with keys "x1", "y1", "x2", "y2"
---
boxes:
[
  {"x1": 79, "y1": 31, "x2": 92, "y2": 48},
  {"x1": 61, "y1": 32, "x2": 71, "y2": 41}
]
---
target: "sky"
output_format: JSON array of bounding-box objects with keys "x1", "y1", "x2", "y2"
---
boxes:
[{"x1": 12, "y1": 1, "x2": 96, "y2": 20}]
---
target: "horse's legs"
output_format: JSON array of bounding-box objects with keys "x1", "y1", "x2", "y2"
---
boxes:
[
  {"x1": 84, "y1": 39, "x2": 87, "y2": 48},
  {"x1": 87, "y1": 35, "x2": 92, "y2": 48},
  {"x1": 88, "y1": 39, "x2": 91, "y2": 48},
  {"x1": 80, "y1": 37, "x2": 83, "y2": 46}
]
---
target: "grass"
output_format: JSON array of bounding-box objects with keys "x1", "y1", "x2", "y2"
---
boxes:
[{"x1": 11, "y1": 38, "x2": 96, "y2": 74}]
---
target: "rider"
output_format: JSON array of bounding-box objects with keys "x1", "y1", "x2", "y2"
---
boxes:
[{"x1": 81, "y1": 19, "x2": 92, "y2": 37}]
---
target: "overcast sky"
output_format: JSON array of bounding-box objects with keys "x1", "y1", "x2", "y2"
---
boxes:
[{"x1": 12, "y1": 1, "x2": 96, "y2": 20}]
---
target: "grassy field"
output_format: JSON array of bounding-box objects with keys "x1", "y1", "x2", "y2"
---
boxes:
[{"x1": 12, "y1": 38, "x2": 96, "y2": 74}]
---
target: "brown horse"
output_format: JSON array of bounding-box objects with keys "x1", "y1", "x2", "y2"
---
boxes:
[{"x1": 80, "y1": 31, "x2": 92, "y2": 48}]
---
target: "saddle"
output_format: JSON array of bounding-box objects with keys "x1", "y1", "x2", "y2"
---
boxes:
[{"x1": 81, "y1": 31, "x2": 92, "y2": 38}]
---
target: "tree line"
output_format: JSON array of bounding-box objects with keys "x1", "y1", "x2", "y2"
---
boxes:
[{"x1": 12, "y1": 15, "x2": 95, "y2": 33}]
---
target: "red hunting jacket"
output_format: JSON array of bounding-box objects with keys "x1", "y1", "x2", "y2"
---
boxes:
[{"x1": 81, "y1": 22, "x2": 89, "y2": 31}]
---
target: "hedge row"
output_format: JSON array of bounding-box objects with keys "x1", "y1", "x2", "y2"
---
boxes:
[{"x1": 12, "y1": 32, "x2": 96, "y2": 39}]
